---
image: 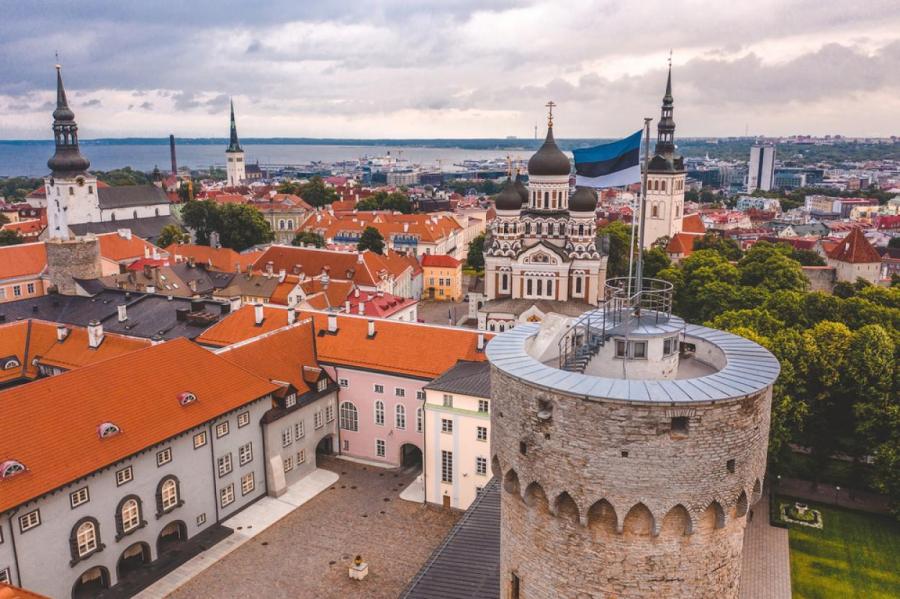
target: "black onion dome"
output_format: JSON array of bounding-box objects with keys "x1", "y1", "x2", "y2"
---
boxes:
[
  {"x1": 569, "y1": 186, "x2": 598, "y2": 212},
  {"x1": 528, "y1": 126, "x2": 571, "y2": 176},
  {"x1": 495, "y1": 179, "x2": 523, "y2": 211},
  {"x1": 513, "y1": 173, "x2": 528, "y2": 203},
  {"x1": 48, "y1": 66, "x2": 90, "y2": 176}
]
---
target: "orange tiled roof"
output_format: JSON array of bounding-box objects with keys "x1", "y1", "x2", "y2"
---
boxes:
[
  {"x1": 421, "y1": 254, "x2": 461, "y2": 268},
  {"x1": 165, "y1": 243, "x2": 262, "y2": 273},
  {"x1": 97, "y1": 232, "x2": 158, "y2": 262},
  {"x1": 218, "y1": 319, "x2": 320, "y2": 394},
  {"x1": 666, "y1": 233, "x2": 697, "y2": 256},
  {"x1": 0, "y1": 320, "x2": 151, "y2": 384},
  {"x1": 298, "y1": 211, "x2": 462, "y2": 244},
  {"x1": 253, "y1": 246, "x2": 380, "y2": 286},
  {"x1": 825, "y1": 227, "x2": 881, "y2": 264},
  {"x1": 2, "y1": 219, "x2": 45, "y2": 237},
  {"x1": 0, "y1": 241, "x2": 47, "y2": 280},
  {"x1": 194, "y1": 304, "x2": 290, "y2": 347},
  {"x1": 682, "y1": 213, "x2": 706, "y2": 235},
  {"x1": 0, "y1": 583, "x2": 51, "y2": 599},
  {"x1": 299, "y1": 278, "x2": 356, "y2": 309},
  {"x1": 0, "y1": 338, "x2": 278, "y2": 512},
  {"x1": 305, "y1": 312, "x2": 488, "y2": 379}
]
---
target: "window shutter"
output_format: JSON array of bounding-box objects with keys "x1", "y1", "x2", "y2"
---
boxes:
[{"x1": 114, "y1": 505, "x2": 124, "y2": 539}]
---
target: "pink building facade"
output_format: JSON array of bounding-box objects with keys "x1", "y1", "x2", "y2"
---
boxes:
[{"x1": 323, "y1": 366, "x2": 426, "y2": 467}]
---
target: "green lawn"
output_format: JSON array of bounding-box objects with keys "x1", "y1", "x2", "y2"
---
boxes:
[{"x1": 780, "y1": 497, "x2": 900, "y2": 599}]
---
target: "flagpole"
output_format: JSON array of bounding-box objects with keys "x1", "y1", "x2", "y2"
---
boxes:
[{"x1": 634, "y1": 117, "x2": 652, "y2": 299}]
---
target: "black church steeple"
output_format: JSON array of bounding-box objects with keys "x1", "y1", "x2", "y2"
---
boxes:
[{"x1": 47, "y1": 65, "x2": 90, "y2": 177}]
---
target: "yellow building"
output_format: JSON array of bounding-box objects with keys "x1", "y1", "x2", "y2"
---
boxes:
[{"x1": 422, "y1": 254, "x2": 462, "y2": 301}]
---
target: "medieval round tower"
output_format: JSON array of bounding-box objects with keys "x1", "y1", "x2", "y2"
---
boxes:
[{"x1": 486, "y1": 277, "x2": 779, "y2": 599}]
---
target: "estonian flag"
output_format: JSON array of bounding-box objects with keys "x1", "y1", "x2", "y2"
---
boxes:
[{"x1": 573, "y1": 130, "x2": 643, "y2": 189}]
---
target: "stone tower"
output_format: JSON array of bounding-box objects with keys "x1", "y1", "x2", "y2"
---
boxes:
[
  {"x1": 486, "y1": 276, "x2": 779, "y2": 598},
  {"x1": 643, "y1": 64, "x2": 686, "y2": 248},
  {"x1": 43, "y1": 65, "x2": 102, "y2": 294},
  {"x1": 225, "y1": 99, "x2": 246, "y2": 186}
]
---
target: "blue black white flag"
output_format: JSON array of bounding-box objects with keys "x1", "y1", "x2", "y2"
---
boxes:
[{"x1": 573, "y1": 130, "x2": 642, "y2": 188}]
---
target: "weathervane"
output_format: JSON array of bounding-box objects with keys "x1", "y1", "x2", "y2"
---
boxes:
[
  {"x1": 545, "y1": 100, "x2": 556, "y2": 127},
  {"x1": 668, "y1": 49, "x2": 673, "y2": 69},
  {"x1": 55, "y1": 50, "x2": 60, "y2": 68}
]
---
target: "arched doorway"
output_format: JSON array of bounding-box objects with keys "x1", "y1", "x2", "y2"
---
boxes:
[
  {"x1": 117, "y1": 541, "x2": 151, "y2": 580},
  {"x1": 400, "y1": 443, "x2": 423, "y2": 470},
  {"x1": 316, "y1": 434, "x2": 334, "y2": 465},
  {"x1": 72, "y1": 566, "x2": 110, "y2": 599},
  {"x1": 156, "y1": 520, "x2": 187, "y2": 557}
]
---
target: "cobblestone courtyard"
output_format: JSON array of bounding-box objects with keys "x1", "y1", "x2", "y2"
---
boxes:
[{"x1": 169, "y1": 457, "x2": 459, "y2": 599}]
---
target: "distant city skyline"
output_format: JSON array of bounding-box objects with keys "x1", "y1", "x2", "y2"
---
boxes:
[{"x1": 2, "y1": 0, "x2": 899, "y2": 140}]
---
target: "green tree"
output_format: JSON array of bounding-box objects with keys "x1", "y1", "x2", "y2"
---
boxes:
[
  {"x1": 277, "y1": 181, "x2": 303, "y2": 195},
  {"x1": 467, "y1": 233, "x2": 485, "y2": 271},
  {"x1": 357, "y1": 226, "x2": 385, "y2": 254},
  {"x1": 790, "y1": 248, "x2": 826, "y2": 266},
  {"x1": 737, "y1": 241, "x2": 807, "y2": 292},
  {"x1": 0, "y1": 229, "x2": 24, "y2": 246},
  {"x1": 299, "y1": 176, "x2": 338, "y2": 207},
  {"x1": 356, "y1": 197, "x2": 380, "y2": 211},
  {"x1": 692, "y1": 233, "x2": 743, "y2": 261},
  {"x1": 156, "y1": 224, "x2": 190, "y2": 248},
  {"x1": 642, "y1": 247, "x2": 671, "y2": 278},
  {"x1": 598, "y1": 220, "x2": 633, "y2": 278},
  {"x1": 95, "y1": 167, "x2": 151, "y2": 186},
  {"x1": 216, "y1": 204, "x2": 274, "y2": 251},
  {"x1": 847, "y1": 325, "x2": 897, "y2": 456},
  {"x1": 181, "y1": 200, "x2": 221, "y2": 246},
  {"x1": 292, "y1": 231, "x2": 325, "y2": 248}
]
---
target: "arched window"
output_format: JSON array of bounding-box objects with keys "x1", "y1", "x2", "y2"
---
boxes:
[
  {"x1": 503, "y1": 222, "x2": 509, "y2": 234},
  {"x1": 69, "y1": 517, "x2": 103, "y2": 563},
  {"x1": 676, "y1": 204, "x2": 681, "y2": 217},
  {"x1": 501, "y1": 273, "x2": 508, "y2": 291},
  {"x1": 116, "y1": 496, "x2": 144, "y2": 539},
  {"x1": 536, "y1": 279, "x2": 543, "y2": 296},
  {"x1": 661, "y1": 180, "x2": 667, "y2": 192},
  {"x1": 155, "y1": 208, "x2": 160, "y2": 216},
  {"x1": 287, "y1": 220, "x2": 294, "y2": 230},
  {"x1": 278, "y1": 219, "x2": 285, "y2": 230},
  {"x1": 578, "y1": 224, "x2": 584, "y2": 236},
  {"x1": 340, "y1": 402, "x2": 358, "y2": 431},
  {"x1": 547, "y1": 279, "x2": 553, "y2": 297},
  {"x1": 111, "y1": 213, "x2": 116, "y2": 221},
  {"x1": 525, "y1": 222, "x2": 531, "y2": 235},
  {"x1": 395, "y1": 405, "x2": 406, "y2": 430},
  {"x1": 374, "y1": 400, "x2": 385, "y2": 426},
  {"x1": 526, "y1": 279, "x2": 533, "y2": 296},
  {"x1": 652, "y1": 204, "x2": 659, "y2": 218},
  {"x1": 133, "y1": 210, "x2": 138, "y2": 219},
  {"x1": 536, "y1": 223, "x2": 542, "y2": 235},
  {"x1": 156, "y1": 477, "x2": 181, "y2": 516},
  {"x1": 416, "y1": 407, "x2": 423, "y2": 433}
]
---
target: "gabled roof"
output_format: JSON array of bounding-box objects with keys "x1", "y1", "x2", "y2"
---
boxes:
[
  {"x1": 253, "y1": 245, "x2": 380, "y2": 287},
  {"x1": 306, "y1": 312, "x2": 488, "y2": 379},
  {"x1": 2, "y1": 218, "x2": 45, "y2": 237},
  {"x1": 425, "y1": 360, "x2": 491, "y2": 398},
  {"x1": 0, "y1": 583, "x2": 51, "y2": 599},
  {"x1": 195, "y1": 304, "x2": 290, "y2": 347},
  {"x1": 217, "y1": 319, "x2": 320, "y2": 395},
  {"x1": 70, "y1": 215, "x2": 178, "y2": 244},
  {"x1": 97, "y1": 185, "x2": 170, "y2": 209},
  {"x1": 421, "y1": 254, "x2": 461, "y2": 268},
  {"x1": 0, "y1": 338, "x2": 278, "y2": 512},
  {"x1": 826, "y1": 227, "x2": 881, "y2": 264},
  {"x1": 681, "y1": 213, "x2": 706, "y2": 235},
  {"x1": 0, "y1": 241, "x2": 47, "y2": 280},
  {"x1": 97, "y1": 231, "x2": 158, "y2": 262},
  {"x1": 165, "y1": 243, "x2": 262, "y2": 273},
  {"x1": 666, "y1": 232, "x2": 697, "y2": 256},
  {"x1": 213, "y1": 272, "x2": 282, "y2": 300}
]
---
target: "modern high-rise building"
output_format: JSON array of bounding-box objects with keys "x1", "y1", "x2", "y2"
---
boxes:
[{"x1": 747, "y1": 144, "x2": 775, "y2": 192}]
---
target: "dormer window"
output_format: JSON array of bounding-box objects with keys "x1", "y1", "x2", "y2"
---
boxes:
[
  {"x1": 0, "y1": 460, "x2": 26, "y2": 479},
  {"x1": 285, "y1": 393, "x2": 297, "y2": 408},
  {"x1": 2, "y1": 358, "x2": 20, "y2": 370},
  {"x1": 178, "y1": 392, "x2": 197, "y2": 406},
  {"x1": 317, "y1": 379, "x2": 327, "y2": 392},
  {"x1": 97, "y1": 422, "x2": 121, "y2": 439}
]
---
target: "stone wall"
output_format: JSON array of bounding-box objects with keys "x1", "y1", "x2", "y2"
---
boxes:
[
  {"x1": 46, "y1": 237, "x2": 102, "y2": 295},
  {"x1": 490, "y1": 365, "x2": 772, "y2": 599}
]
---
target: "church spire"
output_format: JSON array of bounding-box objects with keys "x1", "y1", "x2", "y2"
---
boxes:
[
  {"x1": 227, "y1": 99, "x2": 242, "y2": 153},
  {"x1": 47, "y1": 64, "x2": 90, "y2": 177},
  {"x1": 654, "y1": 58, "x2": 676, "y2": 157}
]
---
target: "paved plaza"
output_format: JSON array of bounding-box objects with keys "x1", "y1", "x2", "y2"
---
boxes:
[
  {"x1": 739, "y1": 495, "x2": 792, "y2": 599},
  {"x1": 169, "y1": 457, "x2": 460, "y2": 599}
]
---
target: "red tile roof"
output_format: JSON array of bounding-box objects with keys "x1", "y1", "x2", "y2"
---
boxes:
[
  {"x1": 1, "y1": 219, "x2": 45, "y2": 238},
  {"x1": 825, "y1": 227, "x2": 881, "y2": 264},
  {"x1": 681, "y1": 213, "x2": 706, "y2": 235},
  {"x1": 0, "y1": 583, "x2": 50, "y2": 599},
  {"x1": 218, "y1": 319, "x2": 320, "y2": 394},
  {"x1": 165, "y1": 244, "x2": 262, "y2": 273},
  {"x1": 0, "y1": 242, "x2": 47, "y2": 280},
  {"x1": 421, "y1": 254, "x2": 461, "y2": 268},
  {"x1": 306, "y1": 312, "x2": 488, "y2": 379},
  {"x1": 345, "y1": 290, "x2": 417, "y2": 318},
  {"x1": 666, "y1": 233, "x2": 696, "y2": 256},
  {"x1": 253, "y1": 245, "x2": 405, "y2": 287},
  {"x1": 194, "y1": 304, "x2": 290, "y2": 347},
  {"x1": 0, "y1": 338, "x2": 278, "y2": 512},
  {"x1": 97, "y1": 232, "x2": 158, "y2": 262}
]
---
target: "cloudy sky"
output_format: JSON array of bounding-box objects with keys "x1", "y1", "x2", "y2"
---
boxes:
[{"x1": 2, "y1": 0, "x2": 899, "y2": 139}]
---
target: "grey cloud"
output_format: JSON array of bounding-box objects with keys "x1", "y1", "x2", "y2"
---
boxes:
[
  {"x1": 83, "y1": 98, "x2": 102, "y2": 107},
  {"x1": 139, "y1": 101, "x2": 154, "y2": 110}
]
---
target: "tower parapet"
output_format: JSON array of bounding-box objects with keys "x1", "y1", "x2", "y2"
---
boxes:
[{"x1": 486, "y1": 284, "x2": 779, "y2": 598}]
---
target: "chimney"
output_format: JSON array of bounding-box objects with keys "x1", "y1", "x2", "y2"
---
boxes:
[
  {"x1": 144, "y1": 246, "x2": 151, "y2": 258},
  {"x1": 56, "y1": 324, "x2": 69, "y2": 342},
  {"x1": 254, "y1": 303, "x2": 264, "y2": 326},
  {"x1": 117, "y1": 304, "x2": 127, "y2": 322},
  {"x1": 358, "y1": 301, "x2": 365, "y2": 315},
  {"x1": 146, "y1": 285, "x2": 155, "y2": 294},
  {"x1": 118, "y1": 228, "x2": 132, "y2": 240},
  {"x1": 87, "y1": 320, "x2": 104, "y2": 349},
  {"x1": 403, "y1": 222, "x2": 409, "y2": 233},
  {"x1": 357, "y1": 253, "x2": 364, "y2": 264},
  {"x1": 169, "y1": 134, "x2": 177, "y2": 175},
  {"x1": 354, "y1": 288, "x2": 360, "y2": 298},
  {"x1": 152, "y1": 247, "x2": 160, "y2": 260},
  {"x1": 327, "y1": 314, "x2": 338, "y2": 333},
  {"x1": 477, "y1": 333, "x2": 485, "y2": 351},
  {"x1": 151, "y1": 334, "x2": 164, "y2": 345},
  {"x1": 344, "y1": 300, "x2": 351, "y2": 312},
  {"x1": 187, "y1": 256, "x2": 195, "y2": 268},
  {"x1": 230, "y1": 297, "x2": 242, "y2": 312},
  {"x1": 176, "y1": 307, "x2": 189, "y2": 321},
  {"x1": 143, "y1": 263, "x2": 152, "y2": 278},
  {"x1": 367, "y1": 319, "x2": 375, "y2": 338},
  {"x1": 278, "y1": 269, "x2": 286, "y2": 282},
  {"x1": 266, "y1": 261, "x2": 274, "y2": 275},
  {"x1": 287, "y1": 307, "x2": 296, "y2": 325}
]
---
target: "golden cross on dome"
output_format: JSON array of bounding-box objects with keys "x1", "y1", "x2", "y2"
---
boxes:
[
  {"x1": 545, "y1": 100, "x2": 556, "y2": 127},
  {"x1": 506, "y1": 154, "x2": 512, "y2": 177}
]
